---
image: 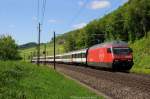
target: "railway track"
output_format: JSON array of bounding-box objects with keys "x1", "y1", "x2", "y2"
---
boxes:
[{"x1": 48, "y1": 63, "x2": 150, "y2": 99}]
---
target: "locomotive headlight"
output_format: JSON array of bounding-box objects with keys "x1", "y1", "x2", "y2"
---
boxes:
[{"x1": 115, "y1": 60, "x2": 119, "y2": 62}]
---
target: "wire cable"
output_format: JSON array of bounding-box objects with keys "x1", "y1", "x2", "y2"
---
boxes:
[
  {"x1": 68, "y1": 0, "x2": 89, "y2": 27},
  {"x1": 37, "y1": 0, "x2": 40, "y2": 23},
  {"x1": 37, "y1": 0, "x2": 47, "y2": 25},
  {"x1": 41, "y1": 0, "x2": 47, "y2": 25}
]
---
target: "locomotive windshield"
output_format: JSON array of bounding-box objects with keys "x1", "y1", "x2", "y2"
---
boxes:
[{"x1": 113, "y1": 48, "x2": 132, "y2": 55}]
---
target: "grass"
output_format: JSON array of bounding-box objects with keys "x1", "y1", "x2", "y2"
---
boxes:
[
  {"x1": 130, "y1": 33, "x2": 150, "y2": 74},
  {"x1": 20, "y1": 43, "x2": 65, "y2": 61},
  {"x1": 0, "y1": 61, "x2": 102, "y2": 99}
]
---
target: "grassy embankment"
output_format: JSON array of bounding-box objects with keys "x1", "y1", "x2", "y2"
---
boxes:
[
  {"x1": 0, "y1": 61, "x2": 102, "y2": 99},
  {"x1": 20, "y1": 43, "x2": 64, "y2": 60},
  {"x1": 130, "y1": 34, "x2": 150, "y2": 74}
]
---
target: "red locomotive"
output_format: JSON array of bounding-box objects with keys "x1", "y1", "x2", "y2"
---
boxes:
[
  {"x1": 32, "y1": 41, "x2": 133, "y2": 71},
  {"x1": 87, "y1": 41, "x2": 133, "y2": 70}
]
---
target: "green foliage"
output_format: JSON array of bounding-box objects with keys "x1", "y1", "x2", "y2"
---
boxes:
[
  {"x1": 130, "y1": 32, "x2": 150, "y2": 74},
  {"x1": 64, "y1": 32, "x2": 76, "y2": 52},
  {"x1": 0, "y1": 35, "x2": 21, "y2": 60},
  {"x1": 22, "y1": 0, "x2": 150, "y2": 54},
  {"x1": 60, "y1": 0, "x2": 150, "y2": 51},
  {"x1": 0, "y1": 61, "x2": 102, "y2": 99}
]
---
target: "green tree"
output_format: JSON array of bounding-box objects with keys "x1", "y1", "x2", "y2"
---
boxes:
[
  {"x1": 55, "y1": 0, "x2": 150, "y2": 52},
  {"x1": 85, "y1": 20, "x2": 105, "y2": 47},
  {"x1": 64, "y1": 33, "x2": 76, "y2": 52},
  {"x1": 0, "y1": 35, "x2": 21, "y2": 60}
]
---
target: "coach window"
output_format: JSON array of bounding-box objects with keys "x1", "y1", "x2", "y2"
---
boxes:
[
  {"x1": 76, "y1": 54, "x2": 78, "y2": 58},
  {"x1": 72, "y1": 54, "x2": 74, "y2": 58},
  {"x1": 80, "y1": 53, "x2": 81, "y2": 58},
  {"x1": 78, "y1": 54, "x2": 80, "y2": 58},
  {"x1": 82, "y1": 53, "x2": 86, "y2": 58},
  {"x1": 73, "y1": 54, "x2": 75, "y2": 58},
  {"x1": 78, "y1": 53, "x2": 81, "y2": 58},
  {"x1": 75, "y1": 54, "x2": 77, "y2": 58},
  {"x1": 80, "y1": 53, "x2": 82, "y2": 58}
]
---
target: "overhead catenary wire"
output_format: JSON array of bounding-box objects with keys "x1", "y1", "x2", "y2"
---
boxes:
[
  {"x1": 37, "y1": 0, "x2": 40, "y2": 23},
  {"x1": 41, "y1": 0, "x2": 47, "y2": 25},
  {"x1": 37, "y1": 0, "x2": 47, "y2": 24},
  {"x1": 68, "y1": 0, "x2": 89, "y2": 27}
]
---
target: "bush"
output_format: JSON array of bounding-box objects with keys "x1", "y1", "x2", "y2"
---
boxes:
[{"x1": 0, "y1": 35, "x2": 21, "y2": 60}]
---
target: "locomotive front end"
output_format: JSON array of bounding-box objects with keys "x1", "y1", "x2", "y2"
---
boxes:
[{"x1": 112, "y1": 47, "x2": 134, "y2": 70}]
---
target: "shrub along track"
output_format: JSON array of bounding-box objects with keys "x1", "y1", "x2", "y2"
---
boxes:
[{"x1": 48, "y1": 63, "x2": 150, "y2": 99}]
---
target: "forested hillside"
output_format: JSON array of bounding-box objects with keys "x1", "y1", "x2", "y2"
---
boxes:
[
  {"x1": 19, "y1": 42, "x2": 37, "y2": 49},
  {"x1": 52, "y1": 0, "x2": 150, "y2": 52},
  {"x1": 22, "y1": 0, "x2": 150, "y2": 60}
]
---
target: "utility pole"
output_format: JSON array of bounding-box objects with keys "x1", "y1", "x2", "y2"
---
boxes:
[
  {"x1": 30, "y1": 52, "x2": 33, "y2": 62},
  {"x1": 54, "y1": 31, "x2": 56, "y2": 70},
  {"x1": 37, "y1": 22, "x2": 41, "y2": 66},
  {"x1": 44, "y1": 44, "x2": 46, "y2": 65}
]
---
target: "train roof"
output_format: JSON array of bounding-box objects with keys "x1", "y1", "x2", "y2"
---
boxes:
[
  {"x1": 60, "y1": 48, "x2": 87, "y2": 56},
  {"x1": 90, "y1": 41, "x2": 128, "y2": 49},
  {"x1": 32, "y1": 49, "x2": 87, "y2": 59},
  {"x1": 43, "y1": 49, "x2": 87, "y2": 58}
]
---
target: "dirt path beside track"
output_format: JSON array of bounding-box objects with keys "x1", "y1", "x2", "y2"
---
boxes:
[{"x1": 47, "y1": 64, "x2": 150, "y2": 99}]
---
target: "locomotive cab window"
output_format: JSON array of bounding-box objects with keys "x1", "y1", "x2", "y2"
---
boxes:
[{"x1": 113, "y1": 48, "x2": 131, "y2": 55}]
